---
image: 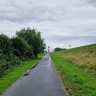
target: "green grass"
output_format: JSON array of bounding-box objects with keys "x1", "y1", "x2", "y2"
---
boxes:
[
  {"x1": 0, "y1": 53, "x2": 45, "y2": 94},
  {"x1": 51, "y1": 44, "x2": 96, "y2": 96}
]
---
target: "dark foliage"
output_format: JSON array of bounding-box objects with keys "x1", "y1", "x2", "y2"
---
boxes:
[
  {"x1": 0, "y1": 53, "x2": 21, "y2": 77},
  {"x1": 11, "y1": 37, "x2": 29, "y2": 59},
  {"x1": 16, "y1": 27, "x2": 46, "y2": 57},
  {"x1": 0, "y1": 34, "x2": 12, "y2": 54},
  {"x1": 54, "y1": 47, "x2": 66, "y2": 52}
]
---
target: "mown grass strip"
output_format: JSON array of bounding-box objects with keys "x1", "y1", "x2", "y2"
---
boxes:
[
  {"x1": 0, "y1": 54, "x2": 45, "y2": 94},
  {"x1": 51, "y1": 47, "x2": 96, "y2": 96}
]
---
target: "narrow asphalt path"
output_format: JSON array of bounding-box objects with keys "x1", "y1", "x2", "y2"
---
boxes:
[{"x1": 1, "y1": 54, "x2": 67, "y2": 96}]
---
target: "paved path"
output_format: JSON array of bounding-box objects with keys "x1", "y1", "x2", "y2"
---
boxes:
[{"x1": 1, "y1": 54, "x2": 67, "y2": 96}]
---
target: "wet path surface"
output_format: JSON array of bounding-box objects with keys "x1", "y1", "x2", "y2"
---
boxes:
[{"x1": 1, "y1": 54, "x2": 67, "y2": 96}]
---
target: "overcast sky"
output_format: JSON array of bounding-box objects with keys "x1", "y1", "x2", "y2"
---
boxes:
[{"x1": 0, "y1": 0, "x2": 96, "y2": 50}]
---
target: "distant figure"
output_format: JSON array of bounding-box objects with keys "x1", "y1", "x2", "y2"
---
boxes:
[{"x1": 48, "y1": 46, "x2": 50, "y2": 52}]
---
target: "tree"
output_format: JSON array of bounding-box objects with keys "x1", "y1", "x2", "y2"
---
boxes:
[
  {"x1": 16, "y1": 27, "x2": 46, "y2": 57},
  {"x1": 11, "y1": 37, "x2": 29, "y2": 59}
]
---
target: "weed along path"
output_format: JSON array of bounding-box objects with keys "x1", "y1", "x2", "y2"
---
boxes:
[{"x1": 1, "y1": 54, "x2": 67, "y2": 96}]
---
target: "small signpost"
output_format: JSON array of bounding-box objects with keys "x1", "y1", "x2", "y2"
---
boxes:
[{"x1": 69, "y1": 45, "x2": 71, "y2": 48}]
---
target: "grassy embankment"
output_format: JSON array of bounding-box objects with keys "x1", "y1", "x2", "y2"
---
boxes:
[
  {"x1": 51, "y1": 44, "x2": 96, "y2": 96},
  {"x1": 0, "y1": 53, "x2": 45, "y2": 94}
]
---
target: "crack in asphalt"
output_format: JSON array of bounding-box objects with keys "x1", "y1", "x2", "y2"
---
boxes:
[{"x1": 23, "y1": 62, "x2": 40, "y2": 76}]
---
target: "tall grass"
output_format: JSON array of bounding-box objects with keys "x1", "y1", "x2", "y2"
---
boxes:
[{"x1": 62, "y1": 44, "x2": 96, "y2": 71}]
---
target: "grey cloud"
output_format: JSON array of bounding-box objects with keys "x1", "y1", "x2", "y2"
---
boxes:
[
  {"x1": 0, "y1": 0, "x2": 63, "y2": 23},
  {"x1": 87, "y1": 0, "x2": 96, "y2": 6},
  {"x1": 0, "y1": 0, "x2": 96, "y2": 50}
]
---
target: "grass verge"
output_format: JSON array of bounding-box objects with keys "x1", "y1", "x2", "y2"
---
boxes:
[
  {"x1": 51, "y1": 44, "x2": 96, "y2": 96},
  {"x1": 0, "y1": 53, "x2": 45, "y2": 94}
]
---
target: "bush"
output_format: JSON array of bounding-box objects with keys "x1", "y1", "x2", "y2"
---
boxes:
[
  {"x1": 0, "y1": 34, "x2": 12, "y2": 54},
  {"x1": 0, "y1": 53, "x2": 21, "y2": 77}
]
